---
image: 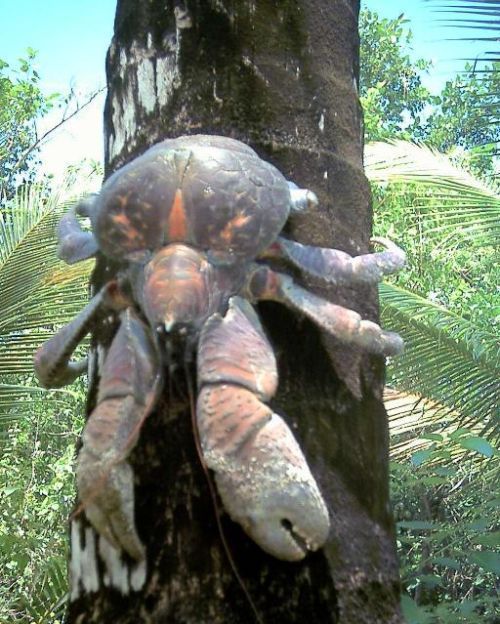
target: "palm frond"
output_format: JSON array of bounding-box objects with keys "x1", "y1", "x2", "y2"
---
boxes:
[
  {"x1": 425, "y1": 0, "x2": 500, "y2": 43},
  {"x1": 0, "y1": 181, "x2": 94, "y2": 431},
  {"x1": 380, "y1": 282, "x2": 499, "y2": 439},
  {"x1": 365, "y1": 140, "x2": 500, "y2": 245},
  {"x1": 21, "y1": 556, "x2": 68, "y2": 623},
  {"x1": 386, "y1": 388, "x2": 497, "y2": 465}
]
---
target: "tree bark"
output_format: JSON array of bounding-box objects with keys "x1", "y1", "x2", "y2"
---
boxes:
[{"x1": 66, "y1": 1, "x2": 403, "y2": 622}]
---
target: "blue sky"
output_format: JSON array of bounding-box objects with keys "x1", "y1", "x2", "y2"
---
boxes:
[
  {"x1": 1, "y1": 0, "x2": 114, "y2": 93},
  {"x1": 0, "y1": 0, "x2": 492, "y2": 177}
]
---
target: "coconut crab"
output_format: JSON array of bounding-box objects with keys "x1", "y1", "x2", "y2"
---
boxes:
[{"x1": 34, "y1": 135, "x2": 405, "y2": 563}]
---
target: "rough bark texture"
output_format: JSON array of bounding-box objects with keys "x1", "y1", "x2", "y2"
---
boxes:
[{"x1": 66, "y1": 1, "x2": 403, "y2": 622}]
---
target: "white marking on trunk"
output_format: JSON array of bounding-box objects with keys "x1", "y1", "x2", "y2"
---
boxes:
[
  {"x1": 69, "y1": 520, "x2": 100, "y2": 600},
  {"x1": 137, "y1": 58, "x2": 156, "y2": 114},
  {"x1": 213, "y1": 80, "x2": 223, "y2": 104},
  {"x1": 69, "y1": 521, "x2": 147, "y2": 597},
  {"x1": 156, "y1": 54, "x2": 180, "y2": 107},
  {"x1": 318, "y1": 112, "x2": 325, "y2": 133}
]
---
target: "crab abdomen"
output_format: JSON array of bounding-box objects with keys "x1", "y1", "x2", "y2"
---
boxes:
[{"x1": 94, "y1": 135, "x2": 291, "y2": 263}]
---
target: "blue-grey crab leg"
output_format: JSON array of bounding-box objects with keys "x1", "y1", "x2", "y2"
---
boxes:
[
  {"x1": 263, "y1": 236, "x2": 406, "y2": 286},
  {"x1": 34, "y1": 281, "x2": 132, "y2": 388},
  {"x1": 77, "y1": 308, "x2": 160, "y2": 562},
  {"x1": 34, "y1": 286, "x2": 110, "y2": 388},
  {"x1": 245, "y1": 266, "x2": 404, "y2": 356},
  {"x1": 197, "y1": 296, "x2": 330, "y2": 561},
  {"x1": 57, "y1": 195, "x2": 99, "y2": 264},
  {"x1": 34, "y1": 282, "x2": 157, "y2": 560},
  {"x1": 287, "y1": 181, "x2": 319, "y2": 213}
]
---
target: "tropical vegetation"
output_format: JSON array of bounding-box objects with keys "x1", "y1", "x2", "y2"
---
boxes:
[
  {"x1": 360, "y1": 6, "x2": 499, "y2": 622},
  {"x1": 367, "y1": 142, "x2": 499, "y2": 623}
]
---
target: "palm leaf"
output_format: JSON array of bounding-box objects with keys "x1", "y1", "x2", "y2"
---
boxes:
[
  {"x1": 425, "y1": 0, "x2": 500, "y2": 45},
  {"x1": 0, "y1": 182, "x2": 94, "y2": 429},
  {"x1": 386, "y1": 388, "x2": 496, "y2": 457},
  {"x1": 364, "y1": 140, "x2": 500, "y2": 246},
  {"x1": 380, "y1": 282, "x2": 499, "y2": 439},
  {"x1": 21, "y1": 556, "x2": 68, "y2": 623}
]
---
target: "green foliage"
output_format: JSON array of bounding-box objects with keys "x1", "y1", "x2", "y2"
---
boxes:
[
  {"x1": 0, "y1": 396, "x2": 83, "y2": 622},
  {"x1": 366, "y1": 141, "x2": 499, "y2": 331},
  {"x1": 360, "y1": 9, "x2": 499, "y2": 179},
  {"x1": 389, "y1": 427, "x2": 499, "y2": 624},
  {"x1": 0, "y1": 49, "x2": 60, "y2": 200},
  {"x1": 365, "y1": 140, "x2": 499, "y2": 622},
  {"x1": 0, "y1": 184, "x2": 94, "y2": 427},
  {"x1": 423, "y1": 63, "x2": 500, "y2": 177},
  {"x1": 380, "y1": 283, "x2": 499, "y2": 437},
  {"x1": 0, "y1": 181, "x2": 93, "y2": 622},
  {"x1": 359, "y1": 10, "x2": 434, "y2": 141}
]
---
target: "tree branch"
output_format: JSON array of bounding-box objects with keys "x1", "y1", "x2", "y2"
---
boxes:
[{"x1": 13, "y1": 87, "x2": 106, "y2": 173}]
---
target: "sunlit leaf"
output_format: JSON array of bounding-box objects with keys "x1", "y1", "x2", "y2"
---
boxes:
[
  {"x1": 467, "y1": 551, "x2": 500, "y2": 575},
  {"x1": 0, "y1": 181, "x2": 94, "y2": 434},
  {"x1": 459, "y1": 436, "x2": 496, "y2": 456},
  {"x1": 411, "y1": 449, "x2": 434, "y2": 467},
  {"x1": 381, "y1": 283, "x2": 499, "y2": 440},
  {"x1": 472, "y1": 532, "x2": 500, "y2": 547},
  {"x1": 365, "y1": 140, "x2": 500, "y2": 246}
]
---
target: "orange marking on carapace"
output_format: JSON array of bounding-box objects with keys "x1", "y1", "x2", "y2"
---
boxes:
[
  {"x1": 168, "y1": 189, "x2": 188, "y2": 241},
  {"x1": 219, "y1": 214, "x2": 251, "y2": 243},
  {"x1": 112, "y1": 213, "x2": 131, "y2": 228}
]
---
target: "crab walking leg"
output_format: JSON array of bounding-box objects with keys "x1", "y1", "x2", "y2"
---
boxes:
[
  {"x1": 57, "y1": 196, "x2": 99, "y2": 264},
  {"x1": 77, "y1": 308, "x2": 160, "y2": 561},
  {"x1": 246, "y1": 266, "x2": 404, "y2": 356},
  {"x1": 34, "y1": 286, "x2": 110, "y2": 388},
  {"x1": 197, "y1": 297, "x2": 330, "y2": 561},
  {"x1": 286, "y1": 181, "x2": 319, "y2": 213},
  {"x1": 264, "y1": 236, "x2": 406, "y2": 286}
]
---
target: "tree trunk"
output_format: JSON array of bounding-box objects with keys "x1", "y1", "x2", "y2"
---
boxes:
[{"x1": 66, "y1": 1, "x2": 403, "y2": 622}]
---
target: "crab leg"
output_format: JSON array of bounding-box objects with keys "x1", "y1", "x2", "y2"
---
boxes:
[
  {"x1": 34, "y1": 287, "x2": 110, "y2": 388},
  {"x1": 197, "y1": 296, "x2": 330, "y2": 561},
  {"x1": 264, "y1": 236, "x2": 405, "y2": 286},
  {"x1": 245, "y1": 266, "x2": 404, "y2": 356},
  {"x1": 287, "y1": 181, "x2": 319, "y2": 213},
  {"x1": 77, "y1": 308, "x2": 160, "y2": 561},
  {"x1": 57, "y1": 196, "x2": 99, "y2": 264}
]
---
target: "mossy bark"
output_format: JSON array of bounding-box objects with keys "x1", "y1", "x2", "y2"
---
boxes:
[{"x1": 66, "y1": 1, "x2": 403, "y2": 622}]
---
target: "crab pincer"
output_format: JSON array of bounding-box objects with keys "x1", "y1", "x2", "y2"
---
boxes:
[{"x1": 197, "y1": 297, "x2": 330, "y2": 560}]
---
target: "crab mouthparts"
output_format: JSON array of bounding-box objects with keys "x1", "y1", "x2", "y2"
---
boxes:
[
  {"x1": 164, "y1": 316, "x2": 176, "y2": 332},
  {"x1": 143, "y1": 245, "x2": 217, "y2": 331}
]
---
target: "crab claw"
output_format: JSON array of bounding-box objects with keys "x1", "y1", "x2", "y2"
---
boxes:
[
  {"x1": 73, "y1": 309, "x2": 159, "y2": 561},
  {"x1": 198, "y1": 385, "x2": 330, "y2": 561},
  {"x1": 197, "y1": 297, "x2": 330, "y2": 560},
  {"x1": 77, "y1": 443, "x2": 145, "y2": 561}
]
